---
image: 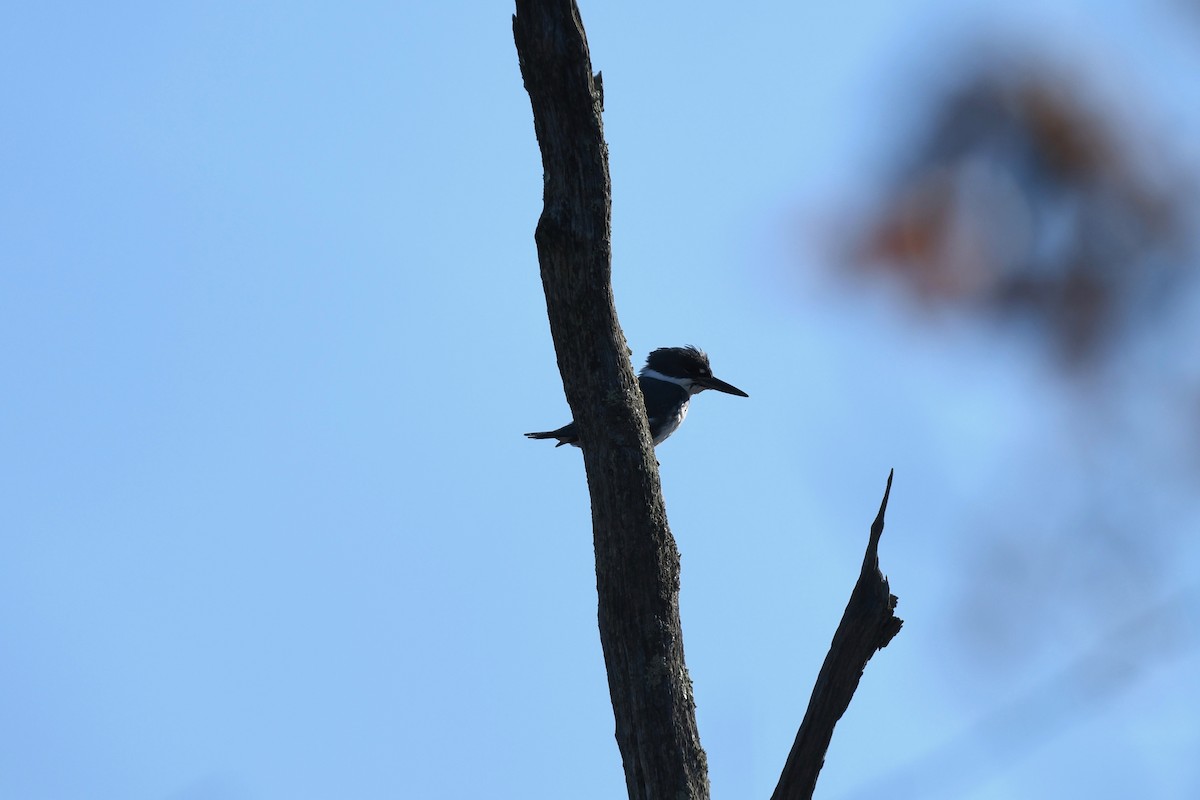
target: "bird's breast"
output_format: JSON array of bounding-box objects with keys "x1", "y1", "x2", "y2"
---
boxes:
[{"x1": 652, "y1": 399, "x2": 690, "y2": 445}]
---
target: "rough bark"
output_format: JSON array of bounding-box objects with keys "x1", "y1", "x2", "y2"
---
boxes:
[
  {"x1": 512, "y1": 2, "x2": 710, "y2": 798},
  {"x1": 771, "y1": 471, "x2": 903, "y2": 800}
]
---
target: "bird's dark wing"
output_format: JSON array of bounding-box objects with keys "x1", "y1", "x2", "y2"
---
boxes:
[{"x1": 638, "y1": 374, "x2": 688, "y2": 416}]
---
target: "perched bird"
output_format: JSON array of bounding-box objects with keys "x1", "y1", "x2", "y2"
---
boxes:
[{"x1": 525, "y1": 345, "x2": 748, "y2": 448}]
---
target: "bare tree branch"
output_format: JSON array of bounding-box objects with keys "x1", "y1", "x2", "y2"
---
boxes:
[
  {"x1": 512, "y1": 2, "x2": 709, "y2": 798},
  {"x1": 514, "y1": 5, "x2": 903, "y2": 799},
  {"x1": 772, "y1": 471, "x2": 903, "y2": 800}
]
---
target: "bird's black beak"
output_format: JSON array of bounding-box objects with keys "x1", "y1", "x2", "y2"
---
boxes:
[{"x1": 696, "y1": 375, "x2": 749, "y2": 397}]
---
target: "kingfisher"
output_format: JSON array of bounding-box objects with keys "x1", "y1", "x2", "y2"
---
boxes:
[{"x1": 525, "y1": 345, "x2": 748, "y2": 448}]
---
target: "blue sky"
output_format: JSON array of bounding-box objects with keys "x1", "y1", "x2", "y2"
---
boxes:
[{"x1": 4, "y1": 2, "x2": 1199, "y2": 798}]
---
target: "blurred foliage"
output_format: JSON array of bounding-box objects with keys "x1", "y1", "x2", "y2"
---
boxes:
[
  {"x1": 851, "y1": 60, "x2": 1197, "y2": 364},
  {"x1": 827, "y1": 50, "x2": 1200, "y2": 797}
]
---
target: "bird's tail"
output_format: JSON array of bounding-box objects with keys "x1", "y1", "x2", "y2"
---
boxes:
[{"x1": 524, "y1": 425, "x2": 578, "y2": 447}]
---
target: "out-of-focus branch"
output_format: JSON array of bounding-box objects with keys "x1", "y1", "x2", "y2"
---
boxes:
[{"x1": 772, "y1": 471, "x2": 903, "y2": 800}]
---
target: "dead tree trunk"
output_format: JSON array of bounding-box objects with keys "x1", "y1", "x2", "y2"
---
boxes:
[{"x1": 513, "y1": 2, "x2": 710, "y2": 799}]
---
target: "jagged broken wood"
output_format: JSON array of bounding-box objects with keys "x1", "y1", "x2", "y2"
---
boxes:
[{"x1": 771, "y1": 470, "x2": 903, "y2": 800}]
